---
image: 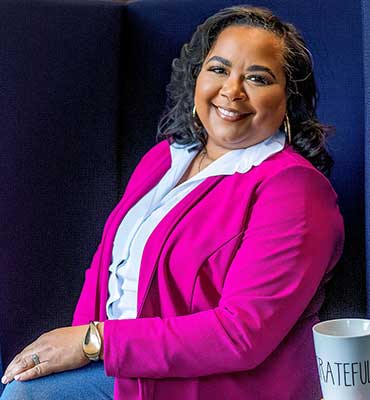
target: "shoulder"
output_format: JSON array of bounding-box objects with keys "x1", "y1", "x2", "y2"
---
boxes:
[
  {"x1": 245, "y1": 146, "x2": 343, "y2": 244},
  {"x1": 255, "y1": 145, "x2": 321, "y2": 176},
  {"x1": 250, "y1": 146, "x2": 338, "y2": 200}
]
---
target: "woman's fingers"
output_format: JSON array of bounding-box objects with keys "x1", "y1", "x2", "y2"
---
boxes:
[
  {"x1": 2, "y1": 334, "x2": 44, "y2": 383},
  {"x1": 11, "y1": 354, "x2": 35, "y2": 376},
  {"x1": 13, "y1": 362, "x2": 49, "y2": 382},
  {"x1": 2, "y1": 352, "x2": 41, "y2": 384}
]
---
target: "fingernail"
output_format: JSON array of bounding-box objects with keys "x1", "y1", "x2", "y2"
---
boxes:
[
  {"x1": 1, "y1": 376, "x2": 8, "y2": 384},
  {"x1": 14, "y1": 374, "x2": 20, "y2": 381}
]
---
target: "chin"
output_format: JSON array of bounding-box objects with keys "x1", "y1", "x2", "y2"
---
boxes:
[{"x1": 223, "y1": 135, "x2": 253, "y2": 147}]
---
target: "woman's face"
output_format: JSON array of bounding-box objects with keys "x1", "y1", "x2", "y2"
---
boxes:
[{"x1": 194, "y1": 25, "x2": 287, "y2": 158}]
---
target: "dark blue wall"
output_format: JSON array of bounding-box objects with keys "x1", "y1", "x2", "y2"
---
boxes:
[{"x1": 0, "y1": 1, "x2": 368, "y2": 388}]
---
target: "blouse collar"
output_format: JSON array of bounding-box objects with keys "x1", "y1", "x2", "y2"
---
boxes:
[{"x1": 170, "y1": 131, "x2": 286, "y2": 180}]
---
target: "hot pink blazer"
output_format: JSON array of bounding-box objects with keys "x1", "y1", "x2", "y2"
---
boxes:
[{"x1": 72, "y1": 140, "x2": 344, "y2": 400}]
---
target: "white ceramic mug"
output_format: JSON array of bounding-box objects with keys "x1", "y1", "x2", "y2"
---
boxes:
[{"x1": 313, "y1": 319, "x2": 370, "y2": 400}]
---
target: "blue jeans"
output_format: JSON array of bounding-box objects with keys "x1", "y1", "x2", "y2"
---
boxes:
[{"x1": 0, "y1": 362, "x2": 114, "y2": 400}]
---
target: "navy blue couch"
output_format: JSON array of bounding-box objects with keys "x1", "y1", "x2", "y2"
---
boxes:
[{"x1": 1, "y1": 0, "x2": 369, "y2": 394}]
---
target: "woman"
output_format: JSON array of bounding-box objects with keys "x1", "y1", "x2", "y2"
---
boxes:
[{"x1": 1, "y1": 5, "x2": 343, "y2": 400}]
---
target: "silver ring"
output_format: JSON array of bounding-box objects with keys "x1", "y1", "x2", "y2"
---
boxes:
[{"x1": 31, "y1": 353, "x2": 40, "y2": 366}]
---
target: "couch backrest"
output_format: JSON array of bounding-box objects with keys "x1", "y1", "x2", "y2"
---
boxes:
[{"x1": 364, "y1": 0, "x2": 370, "y2": 316}]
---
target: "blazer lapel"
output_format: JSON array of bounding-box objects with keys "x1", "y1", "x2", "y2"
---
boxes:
[{"x1": 136, "y1": 175, "x2": 225, "y2": 317}]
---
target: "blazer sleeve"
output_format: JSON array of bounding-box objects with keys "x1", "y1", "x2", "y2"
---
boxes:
[{"x1": 103, "y1": 165, "x2": 344, "y2": 379}]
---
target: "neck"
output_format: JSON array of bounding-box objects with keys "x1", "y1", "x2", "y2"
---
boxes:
[{"x1": 198, "y1": 148, "x2": 216, "y2": 172}]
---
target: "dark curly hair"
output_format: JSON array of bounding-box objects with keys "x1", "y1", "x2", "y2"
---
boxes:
[{"x1": 157, "y1": 5, "x2": 333, "y2": 175}]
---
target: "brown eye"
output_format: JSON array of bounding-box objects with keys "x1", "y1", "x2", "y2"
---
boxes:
[
  {"x1": 246, "y1": 75, "x2": 272, "y2": 85},
  {"x1": 208, "y1": 66, "x2": 227, "y2": 74}
]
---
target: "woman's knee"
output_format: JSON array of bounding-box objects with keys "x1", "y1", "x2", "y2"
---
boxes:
[
  {"x1": 1, "y1": 380, "x2": 33, "y2": 400},
  {"x1": 1, "y1": 377, "x2": 64, "y2": 400},
  {"x1": 1, "y1": 364, "x2": 114, "y2": 400}
]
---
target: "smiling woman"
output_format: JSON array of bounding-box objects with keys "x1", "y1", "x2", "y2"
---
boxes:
[{"x1": 1, "y1": 5, "x2": 343, "y2": 400}]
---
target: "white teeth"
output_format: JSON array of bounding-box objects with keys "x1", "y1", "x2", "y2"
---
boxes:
[{"x1": 218, "y1": 107, "x2": 241, "y2": 117}]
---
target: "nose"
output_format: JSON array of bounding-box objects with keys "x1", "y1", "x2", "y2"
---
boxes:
[{"x1": 220, "y1": 75, "x2": 247, "y2": 102}]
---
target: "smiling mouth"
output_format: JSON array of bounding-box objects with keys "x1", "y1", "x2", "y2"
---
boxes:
[{"x1": 214, "y1": 105, "x2": 252, "y2": 122}]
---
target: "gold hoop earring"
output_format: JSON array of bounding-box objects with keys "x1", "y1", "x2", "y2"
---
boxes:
[
  {"x1": 283, "y1": 113, "x2": 292, "y2": 144},
  {"x1": 192, "y1": 105, "x2": 201, "y2": 130}
]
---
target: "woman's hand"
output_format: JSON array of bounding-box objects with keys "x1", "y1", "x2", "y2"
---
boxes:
[{"x1": 1, "y1": 325, "x2": 91, "y2": 384}]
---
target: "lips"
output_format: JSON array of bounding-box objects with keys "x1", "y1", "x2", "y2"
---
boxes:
[{"x1": 214, "y1": 105, "x2": 252, "y2": 122}]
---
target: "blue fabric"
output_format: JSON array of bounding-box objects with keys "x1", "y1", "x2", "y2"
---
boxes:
[
  {"x1": 363, "y1": 0, "x2": 370, "y2": 316},
  {"x1": 0, "y1": 347, "x2": 3, "y2": 395},
  {"x1": 0, "y1": 362, "x2": 113, "y2": 400}
]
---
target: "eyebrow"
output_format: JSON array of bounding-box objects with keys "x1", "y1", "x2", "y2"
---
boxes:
[
  {"x1": 247, "y1": 65, "x2": 277, "y2": 80},
  {"x1": 207, "y1": 55, "x2": 232, "y2": 67},
  {"x1": 206, "y1": 56, "x2": 277, "y2": 80}
]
